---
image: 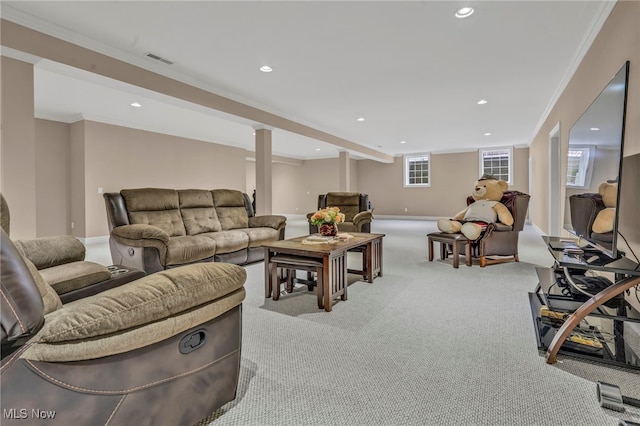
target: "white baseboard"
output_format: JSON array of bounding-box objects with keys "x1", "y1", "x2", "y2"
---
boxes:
[
  {"x1": 374, "y1": 215, "x2": 440, "y2": 221},
  {"x1": 78, "y1": 235, "x2": 109, "y2": 245}
]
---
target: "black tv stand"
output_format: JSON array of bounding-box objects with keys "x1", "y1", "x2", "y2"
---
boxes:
[{"x1": 529, "y1": 236, "x2": 640, "y2": 369}]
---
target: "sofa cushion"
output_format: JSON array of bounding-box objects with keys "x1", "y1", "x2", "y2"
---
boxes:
[
  {"x1": 21, "y1": 257, "x2": 63, "y2": 314},
  {"x1": 179, "y1": 189, "x2": 222, "y2": 235},
  {"x1": 336, "y1": 222, "x2": 358, "y2": 233},
  {"x1": 122, "y1": 188, "x2": 186, "y2": 237},
  {"x1": 237, "y1": 227, "x2": 280, "y2": 248},
  {"x1": 39, "y1": 261, "x2": 112, "y2": 296},
  {"x1": 181, "y1": 208, "x2": 223, "y2": 235},
  {"x1": 165, "y1": 235, "x2": 216, "y2": 266},
  {"x1": 200, "y1": 230, "x2": 249, "y2": 254},
  {"x1": 212, "y1": 189, "x2": 249, "y2": 230}
]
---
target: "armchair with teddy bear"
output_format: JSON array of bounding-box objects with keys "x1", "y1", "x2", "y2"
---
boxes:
[{"x1": 436, "y1": 174, "x2": 531, "y2": 267}]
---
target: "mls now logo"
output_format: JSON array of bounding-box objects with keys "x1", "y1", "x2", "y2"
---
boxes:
[{"x1": 3, "y1": 408, "x2": 56, "y2": 419}]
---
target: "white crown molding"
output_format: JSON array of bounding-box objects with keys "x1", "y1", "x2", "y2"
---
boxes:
[{"x1": 528, "y1": 0, "x2": 616, "y2": 145}]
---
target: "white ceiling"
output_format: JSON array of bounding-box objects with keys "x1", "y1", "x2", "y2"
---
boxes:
[{"x1": 1, "y1": 1, "x2": 614, "y2": 161}]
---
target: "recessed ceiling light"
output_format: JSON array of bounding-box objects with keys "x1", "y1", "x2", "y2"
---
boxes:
[
  {"x1": 477, "y1": 99, "x2": 488, "y2": 105},
  {"x1": 252, "y1": 132, "x2": 256, "y2": 136},
  {"x1": 484, "y1": 132, "x2": 492, "y2": 136},
  {"x1": 356, "y1": 117, "x2": 365, "y2": 122},
  {"x1": 130, "y1": 102, "x2": 142, "y2": 108},
  {"x1": 259, "y1": 65, "x2": 273, "y2": 73},
  {"x1": 590, "y1": 127, "x2": 600, "y2": 131},
  {"x1": 315, "y1": 148, "x2": 321, "y2": 151},
  {"x1": 455, "y1": 7, "x2": 474, "y2": 18},
  {"x1": 400, "y1": 140, "x2": 406, "y2": 144}
]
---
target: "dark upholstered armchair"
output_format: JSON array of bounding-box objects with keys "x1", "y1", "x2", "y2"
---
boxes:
[
  {"x1": 467, "y1": 190, "x2": 531, "y2": 267},
  {"x1": 568, "y1": 193, "x2": 612, "y2": 250},
  {"x1": 1, "y1": 225, "x2": 246, "y2": 425},
  {"x1": 307, "y1": 192, "x2": 372, "y2": 234}
]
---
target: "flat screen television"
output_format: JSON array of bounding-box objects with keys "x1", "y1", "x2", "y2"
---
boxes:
[
  {"x1": 563, "y1": 61, "x2": 629, "y2": 259},
  {"x1": 616, "y1": 151, "x2": 640, "y2": 268}
]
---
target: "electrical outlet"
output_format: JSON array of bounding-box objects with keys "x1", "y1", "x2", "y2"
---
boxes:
[
  {"x1": 404, "y1": 207, "x2": 408, "y2": 212},
  {"x1": 98, "y1": 187, "x2": 103, "y2": 194},
  {"x1": 71, "y1": 222, "x2": 75, "y2": 229}
]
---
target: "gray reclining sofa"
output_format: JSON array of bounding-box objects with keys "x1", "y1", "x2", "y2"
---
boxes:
[{"x1": 104, "y1": 188, "x2": 286, "y2": 273}]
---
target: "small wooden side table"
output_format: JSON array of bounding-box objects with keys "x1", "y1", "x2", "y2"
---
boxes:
[{"x1": 427, "y1": 232, "x2": 472, "y2": 268}]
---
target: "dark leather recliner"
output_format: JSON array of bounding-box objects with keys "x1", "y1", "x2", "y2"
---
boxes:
[
  {"x1": 467, "y1": 190, "x2": 531, "y2": 267},
  {"x1": 1, "y1": 227, "x2": 246, "y2": 425},
  {"x1": 308, "y1": 192, "x2": 372, "y2": 234},
  {"x1": 568, "y1": 193, "x2": 612, "y2": 250}
]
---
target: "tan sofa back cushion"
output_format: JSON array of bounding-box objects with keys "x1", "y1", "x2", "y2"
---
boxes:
[
  {"x1": 325, "y1": 192, "x2": 360, "y2": 222},
  {"x1": 211, "y1": 189, "x2": 248, "y2": 230},
  {"x1": 122, "y1": 188, "x2": 186, "y2": 237},
  {"x1": 178, "y1": 189, "x2": 222, "y2": 235}
]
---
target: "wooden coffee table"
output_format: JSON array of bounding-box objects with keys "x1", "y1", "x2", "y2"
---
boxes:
[{"x1": 263, "y1": 232, "x2": 385, "y2": 312}]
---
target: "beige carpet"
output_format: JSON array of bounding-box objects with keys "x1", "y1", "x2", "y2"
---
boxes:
[{"x1": 185, "y1": 217, "x2": 640, "y2": 426}]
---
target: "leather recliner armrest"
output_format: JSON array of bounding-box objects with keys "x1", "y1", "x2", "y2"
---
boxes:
[
  {"x1": 111, "y1": 224, "x2": 170, "y2": 244},
  {"x1": 353, "y1": 211, "x2": 373, "y2": 227},
  {"x1": 249, "y1": 215, "x2": 287, "y2": 230},
  {"x1": 14, "y1": 236, "x2": 86, "y2": 270}
]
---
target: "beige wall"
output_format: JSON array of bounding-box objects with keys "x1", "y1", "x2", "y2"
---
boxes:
[
  {"x1": 1, "y1": 57, "x2": 36, "y2": 239},
  {"x1": 358, "y1": 148, "x2": 529, "y2": 217},
  {"x1": 35, "y1": 119, "x2": 70, "y2": 236},
  {"x1": 529, "y1": 0, "x2": 639, "y2": 248},
  {"x1": 81, "y1": 121, "x2": 247, "y2": 237},
  {"x1": 29, "y1": 119, "x2": 248, "y2": 238}
]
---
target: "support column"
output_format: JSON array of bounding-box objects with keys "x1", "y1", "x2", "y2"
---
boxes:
[
  {"x1": 338, "y1": 150, "x2": 350, "y2": 191},
  {"x1": 255, "y1": 128, "x2": 272, "y2": 215},
  {"x1": 0, "y1": 57, "x2": 36, "y2": 239}
]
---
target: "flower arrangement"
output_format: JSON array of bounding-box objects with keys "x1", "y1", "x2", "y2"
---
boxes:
[
  {"x1": 310, "y1": 207, "x2": 346, "y2": 226},
  {"x1": 310, "y1": 207, "x2": 345, "y2": 236}
]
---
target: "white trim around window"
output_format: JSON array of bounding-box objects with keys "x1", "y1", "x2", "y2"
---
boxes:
[
  {"x1": 403, "y1": 153, "x2": 431, "y2": 188},
  {"x1": 566, "y1": 146, "x2": 595, "y2": 189},
  {"x1": 479, "y1": 147, "x2": 512, "y2": 184}
]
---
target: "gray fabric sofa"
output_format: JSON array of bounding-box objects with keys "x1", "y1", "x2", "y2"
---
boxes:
[{"x1": 104, "y1": 188, "x2": 287, "y2": 273}]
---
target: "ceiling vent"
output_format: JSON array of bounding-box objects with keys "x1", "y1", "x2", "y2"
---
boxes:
[{"x1": 145, "y1": 52, "x2": 174, "y2": 65}]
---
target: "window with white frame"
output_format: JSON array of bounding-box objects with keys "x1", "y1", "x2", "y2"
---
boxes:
[
  {"x1": 479, "y1": 147, "x2": 512, "y2": 183},
  {"x1": 403, "y1": 153, "x2": 431, "y2": 187},
  {"x1": 566, "y1": 146, "x2": 594, "y2": 188}
]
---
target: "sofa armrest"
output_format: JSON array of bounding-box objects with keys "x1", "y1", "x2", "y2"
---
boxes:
[
  {"x1": 249, "y1": 215, "x2": 287, "y2": 231},
  {"x1": 353, "y1": 211, "x2": 373, "y2": 228},
  {"x1": 111, "y1": 224, "x2": 170, "y2": 245},
  {"x1": 14, "y1": 236, "x2": 85, "y2": 270}
]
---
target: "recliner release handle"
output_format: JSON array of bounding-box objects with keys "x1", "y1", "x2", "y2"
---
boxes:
[{"x1": 179, "y1": 329, "x2": 207, "y2": 354}]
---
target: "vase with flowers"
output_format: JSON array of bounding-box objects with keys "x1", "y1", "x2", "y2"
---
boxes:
[{"x1": 309, "y1": 206, "x2": 346, "y2": 237}]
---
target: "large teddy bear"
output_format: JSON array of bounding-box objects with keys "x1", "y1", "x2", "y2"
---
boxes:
[
  {"x1": 437, "y1": 174, "x2": 514, "y2": 240},
  {"x1": 591, "y1": 180, "x2": 617, "y2": 234}
]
